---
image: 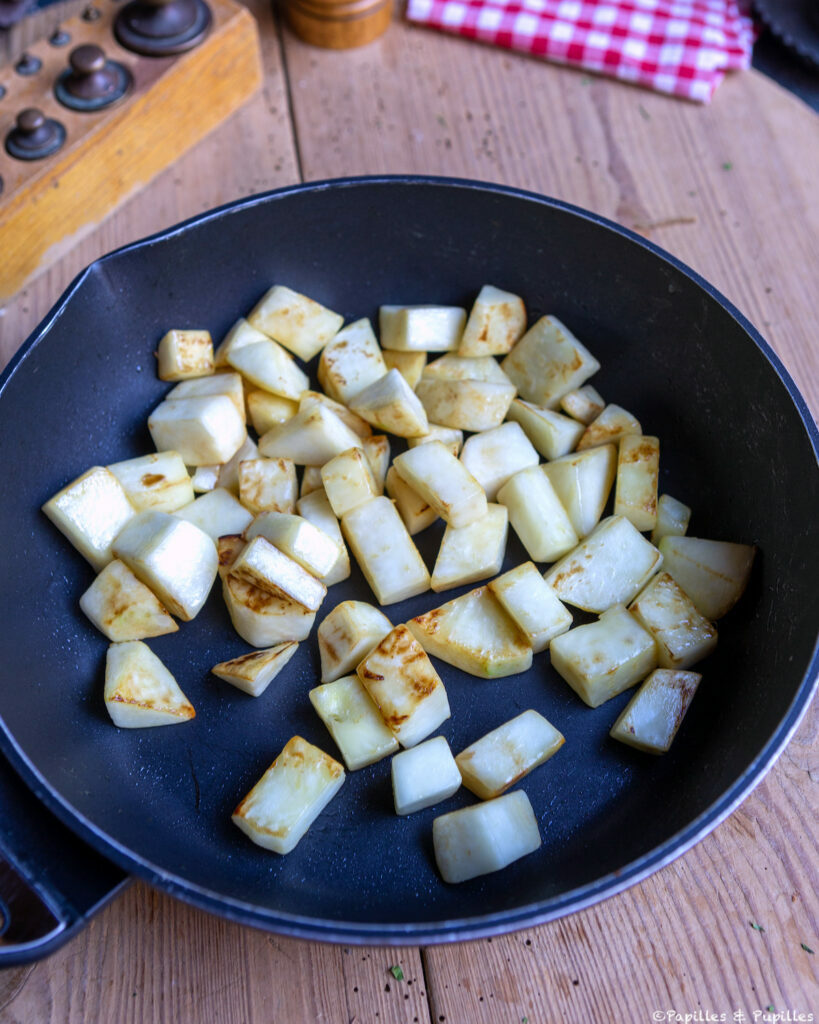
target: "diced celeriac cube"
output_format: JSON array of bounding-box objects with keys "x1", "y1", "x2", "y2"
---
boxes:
[
  {"x1": 232, "y1": 736, "x2": 345, "y2": 854},
  {"x1": 299, "y1": 390, "x2": 372, "y2": 439},
  {"x1": 227, "y1": 339, "x2": 309, "y2": 402},
  {"x1": 361, "y1": 434, "x2": 390, "y2": 494},
  {"x1": 213, "y1": 318, "x2": 267, "y2": 368},
  {"x1": 379, "y1": 305, "x2": 466, "y2": 351},
  {"x1": 248, "y1": 285, "x2": 344, "y2": 362},
  {"x1": 217, "y1": 534, "x2": 246, "y2": 576},
  {"x1": 148, "y1": 395, "x2": 246, "y2": 467},
  {"x1": 108, "y1": 451, "x2": 193, "y2": 513},
  {"x1": 245, "y1": 512, "x2": 340, "y2": 579},
  {"x1": 317, "y1": 318, "x2": 387, "y2": 404},
  {"x1": 321, "y1": 447, "x2": 379, "y2": 517},
  {"x1": 385, "y1": 466, "x2": 438, "y2": 535},
  {"x1": 541, "y1": 444, "x2": 617, "y2": 539},
  {"x1": 156, "y1": 329, "x2": 214, "y2": 381},
  {"x1": 217, "y1": 436, "x2": 259, "y2": 496},
  {"x1": 296, "y1": 488, "x2": 351, "y2": 585},
  {"x1": 496, "y1": 466, "x2": 578, "y2": 563},
  {"x1": 488, "y1": 563, "x2": 572, "y2": 652},
  {"x1": 104, "y1": 641, "x2": 194, "y2": 727},
  {"x1": 545, "y1": 515, "x2": 662, "y2": 613},
  {"x1": 609, "y1": 668, "x2": 702, "y2": 754},
  {"x1": 341, "y1": 497, "x2": 431, "y2": 605},
  {"x1": 458, "y1": 284, "x2": 526, "y2": 357},
  {"x1": 112, "y1": 510, "x2": 217, "y2": 621},
  {"x1": 168, "y1": 371, "x2": 245, "y2": 421},
  {"x1": 211, "y1": 641, "x2": 298, "y2": 697},
  {"x1": 577, "y1": 404, "x2": 642, "y2": 450},
  {"x1": 317, "y1": 600, "x2": 393, "y2": 682},
  {"x1": 191, "y1": 465, "x2": 220, "y2": 493},
  {"x1": 407, "y1": 423, "x2": 463, "y2": 457},
  {"x1": 549, "y1": 605, "x2": 657, "y2": 708},
  {"x1": 391, "y1": 736, "x2": 461, "y2": 815},
  {"x1": 431, "y1": 504, "x2": 508, "y2": 592},
  {"x1": 300, "y1": 465, "x2": 324, "y2": 498},
  {"x1": 651, "y1": 494, "x2": 692, "y2": 546},
  {"x1": 42, "y1": 466, "x2": 136, "y2": 572},
  {"x1": 505, "y1": 399, "x2": 585, "y2": 460},
  {"x1": 238, "y1": 457, "x2": 297, "y2": 515},
  {"x1": 433, "y1": 790, "x2": 541, "y2": 884},
  {"x1": 456, "y1": 710, "x2": 564, "y2": 800},
  {"x1": 246, "y1": 390, "x2": 299, "y2": 436},
  {"x1": 459, "y1": 422, "x2": 539, "y2": 501},
  {"x1": 80, "y1": 559, "x2": 178, "y2": 642},
  {"x1": 230, "y1": 536, "x2": 326, "y2": 611},
  {"x1": 222, "y1": 571, "x2": 316, "y2": 646},
  {"x1": 501, "y1": 315, "x2": 600, "y2": 407},
  {"x1": 175, "y1": 488, "x2": 253, "y2": 540},
  {"x1": 614, "y1": 435, "x2": 660, "y2": 531},
  {"x1": 658, "y1": 536, "x2": 756, "y2": 621},
  {"x1": 408, "y1": 586, "x2": 532, "y2": 679},
  {"x1": 415, "y1": 377, "x2": 516, "y2": 432},
  {"x1": 422, "y1": 353, "x2": 513, "y2": 384},
  {"x1": 392, "y1": 441, "x2": 487, "y2": 528},
  {"x1": 258, "y1": 404, "x2": 363, "y2": 466},
  {"x1": 348, "y1": 369, "x2": 429, "y2": 438},
  {"x1": 309, "y1": 675, "x2": 399, "y2": 770},
  {"x1": 559, "y1": 384, "x2": 605, "y2": 425},
  {"x1": 382, "y1": 350, "x2": 427, "y2": 388},
  {"x1": 357, "y1": 625, "x2": 450, "y2": 747},
  {"x1": 629, "y1": 572, "x2": 717, "y2": 669}
]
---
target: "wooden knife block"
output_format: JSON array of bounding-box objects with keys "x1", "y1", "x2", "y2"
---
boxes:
[{"x1": 0, "y1": 0, "x2": 262, "y2": 300}]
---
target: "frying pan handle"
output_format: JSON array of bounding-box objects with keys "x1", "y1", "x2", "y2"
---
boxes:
[{"x1": 0, "y1": 855, "x2": 69, "y2": 965}]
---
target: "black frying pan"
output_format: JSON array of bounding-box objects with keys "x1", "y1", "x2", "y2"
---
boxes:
[{"x1": 0, "y1": 177, "x2": 817, "y2": 958}]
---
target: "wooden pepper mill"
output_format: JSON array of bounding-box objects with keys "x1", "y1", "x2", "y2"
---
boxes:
[{"x1": 284, "y1": 0, "x2": 391, "y2": 48}]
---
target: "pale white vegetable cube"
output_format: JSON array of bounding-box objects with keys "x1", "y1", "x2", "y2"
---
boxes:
[
  {"x1": 156, "y1": 329, "x2": 213, "y2": 381},
  {"x1": 559, "y1": 384, "x2": 605, "y2": 424},
  {"x1": 577, "y1": 404, "x2": 642, "y2": 450},
  {"x1": 108, "y1": 451, "x2": 193, "y2": 513},
  {"x1": 382, "y1": 350, "x2": 427, "y2": 388},
  {"x1": 298, "y1": 390, "x2": 372, "y2": 439},
  {"x1": 231, "y1": 535, "x2": 326, "y2": 611},
  {"x1": 361, "y1": 434, "x2": 390, "y2": 494},
  {"x1": 317, "y1": 318, "x2": 387, "y2": 404},
  {"x1": 391, "y1": 736, "x2": 461, "y2": 815},
  {"x1": 409, "y1": 586, "x2": 532, "y2": 679},
  {"x1": 550, "y1": 605, "x2": 657, "y2": 708},
  {"x1": 238, "y1": 457, "x2": 297, "y2": 515},
  {"x1": 217, "y1": 436, "x2": 259, "y2": 496},
  {"x1": 309, "y1": 675, "x2": 399, "y2": 770},
  {"x1": 42, "y1": 466, "x2": 136, "y2": 572},
  {"x1": 629, "y1": 572, "x2": 717, "y2": 669},
  {"x1": 379, "y1": 305, "x2": 466, "y2": 351},
  {"x1": 168, "y1": 371, "x2": 245, "y2": 421},
  {"x1": 221, "y1": 571, "x2": 316, "y2": 647},
  {"x1": 501, "y1": 315, "x2": 600, "y2": 407},
  {"x1": 385, "y1": 466, "x2": 437, "y2": 535},
  {"x1": 456, "y1": 710, "x2": 564, "y2": 800},
  {"x1": 148, "y1": 395, "x2": 246, "y2": 467},
  {"x1": 296, "y1": 488, "x2": 351, "y2": 585},
  {"x1": 423, "y1": 354, "x2": 513, "y2": 384},
  {"x1": 431, "y1": 504, "x2": 508, "y2": 592},
  {"x1": 614, "y1": 435, "x2": 660, "y2": 531},
  {"x1": 232, "y1": 736, "x2": 345, "y2": 854},
  {"x1": 112, "y1": 510, "x2": 217, "y2": 621},
  {"x1": 506, "y1": 399, "x2": 584, "y2": 460},
  {"x1": 459, "y1": 422, "x2": 539, "y2": 501},
  {"x1": 610, "y1": 668, "x2": 702, "y2": 754},
  {"x1": 458, "y1": 284, "x2": 526, "y2": 357},
  {"x1": 213, "y1": 318, "x2": 267, "y2": 368},
  {"x1": 258, "y1": 405, "x2": 363, "y2": 466},
  {"x1": 407, "y1": 423, "x2": 463, "y2": 457},
  {"x1": 392, "y1": 441, "x2": 487, "y2": 528},
  {"x1": 175, "y1": 487, "x2": 253, "y2": 540},
  {"x1": 211, "y1": 641, "x2": 298, "y2": 697},
  {"x1": 80, "y1": 559, "x2": 178, "y2": 642},
  {"x1": 104, "y1": 641, "x2": 194, "y2": 728},
  {"x1": 248, "y1": 285, "x2": 344, "y2": 362},
  {"x1": 651, "y1": 494, "x2": 692, "y2": 546},
  {"x1": 433, "y1": 790, "x2": 541, "y2": 884},
  {"x1": 191, "y1": 465, "x2": 220, "y2": 493},
  {"x1": 246, "y1": 390, "x2": 298, "y2": 436},
  {"x1": 321, "y1": 447, "x2": 379, "y2": 517},
  {"x1": 496, "y1": 466, "x2": 578, "y2": 563},
  {"x1": 541, "y1": 444, "x2": 617, "y2": 538},
  {"x1": 488, "y1": 563, "x2": 572, "y2": 652},
  {"x1": 245, "y1": 511, "x2": 340, "y2": 579},
  {"x1": 357, "y1": 625, "x2": 450, "y2": 747},
  {"x1": 545, "y1": 515, "x2": 662, "y2": 613},
  {"x1": 227, "y1": 339, "x2": 309, "y2": 402},
  {"x1": 348, "y1": 369, "x2": 429, "y2": 438},
  {"x1": 317, "y1": 600, "x2": 393, "y2": 682},
  {"x1": 658, "y1": 536, "x2": 756, "y2": 621},
  {"x1": 415, "y1": 377, "x2": 515, "y2": 432},
  {"x1": 300, "y1": 465, "x2": 324, "y2": 498},
  {"x1": 341, "y1": 497, "x2": 430, "y2": 604}
]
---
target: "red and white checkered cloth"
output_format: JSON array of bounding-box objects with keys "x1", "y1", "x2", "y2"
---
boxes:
[{"x1": 405, "y1": 0, "x2": 755, "y2": 102}]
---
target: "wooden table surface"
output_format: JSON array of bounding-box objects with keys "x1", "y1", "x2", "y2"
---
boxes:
[{"x1": 1, "y1": 2, "x2": 817, "y2": 1021}]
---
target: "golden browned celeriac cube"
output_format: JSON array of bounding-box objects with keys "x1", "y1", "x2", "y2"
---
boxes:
[
  {"x1": 549, "y1": 604, "x2": 657, "y2": 708},
  {"x1": 245, "y1": 511, "x2": 340, "y2": 579},
  {"x1": 217, "y1": 534, "x2": 246, "y2": 576},
  {"x1": 391, "y1": 736, "x2": 462, "y2": 815},
  {"x1": 614, "y1": 435, "x2": 660, "y2": 531},
  {"x1": 156, "y1": 329, "x2": 214, "y2": 381},
  {"x1": 248, "y1": 285, "x2": 344, "y2": 362},
  {"x1": 213, "y1": 317, "x2": 267, "y2": 368},
  {"x1": 317, "y1": 318, "x2": 388, "y2": 404},
  {"x1": 232, "y1": 736, "x2": 345, "y2": 854},
  {"x1": 216, "y1": 436, "x2": 258, "y2": 496},
  {"x1": 629, "y1": 571, "x2": 717, "y2": 669},
  {"x1": 296, "y1": 488, "x2": 350, "y2": 585},
  {"x1": 258, "y1": 404, "x2": 363, "y2": 466},
  {"x1": 382, "y1": 350, "x2": 427, "y2": 388},
  {"x1": 148, "y1": 395, "x2": 246, "y2": 467},
  {"x1": 496, "y1": 466, "x2": 578, "y2": 563},
  {"x1": 80, "y1": 559, "x2": 178, "y2": 642},
  {"x1": 230, "y1": 535, "x2": 326, "y2": 611},
  {"x1": 42, "y1": 466, "x2": 136, "y2": 572},
  {"x1": 506, "y1": 399, "x2": 585, "y2": 460},
  {"x1": 501, "y1": 315, "x2": 600, "y2": 407},
  {"x1": 545, "y1": 515, "x2": 662, "y2": 613},
  {"x1": 433, "y1": 790, "x2": 541, "y2": 884},
  {"x1": 348, "y1": 368, "x2": 429, "y2": 438},
  {"x1": 168, "y1": 371, "x2": 245, "y2": 420},
  {"x1": 651, "y1": 493, "x2": 692, "y2": 546},
  {"x1": 222, "y1": 570, "x2": 316, "y2": 646},
  {"x1": 407, "y1": 423, "x2": 464, "y2": 457},
  {"x1": 392, "y1": 441, "x2": 487, "y2": 528},
  {"x1": 409, "y1": 586, "x2": 532, "y2": 679},
  {"x1": 309, "y1": 675, "x2": 399, "y2": 770},
  {"x1": 227, "y1": 339, "x2": 310, "y2": 402},
  {"x1": 423, "y1": 353, "x2": 510, "y2": 382},
  {"x1": 238, "y1": 457, "x2": 297, "y2": 515},
  {"x1": 246, "y1": 390, "x2": 299, "y2": 436},
  {"x1": 541, "y1": 443, "x2": 617, "y2": 538},
  {"x1": 357, "y1": 624, "x2": 450, "y2": 748},
  {"x1": 577, "y1": 404, "x2": 642, "y2": 450},
  {"x1": 317, "y1": 600, "x2": 393, "y2": 682},
  {"x1": 175, "y1": 487, "x2": 253, "y2": 540},
  {"x1": 341, "y1": 496, "x2": 431, "y2": 604},
  {"x1": 211, "y1": 641, "x2": 298, "y2": 697},
  {"x1": 104, "y1": 640, "x2": 194, "y2": 728},
  {"x1": 112, "y1": 510, "x2": 218, "y2": 621},
  {"x1": 385, "y1": 466, "x2": 438, "y2": 535},
  {"x1": 108, "y1": 451, "x2": 193, "y2": 513},
  {"x1": 609, "y1": 668, "x2": 702, "y2": 754},
  {"x1": 487, "y1": 563, "x2": 572, "y2": 653},
  {"x1": 458, "y1": 284, "x2": 526, "y2": 357},
  {"x1": 361, "y1": 434, "x2": 390, "y2": 494},
  {"x1": 559, "y1": 384, "x2": 605, "y2": 424},
  {"x1": 379, "y1": 305, "x2": 466, "y2": 351},
  {"x1": 658, "y1": 536, "x2": 756, "y2": 621},
  {"x1": 431, "y1": 504, "x2": 508, "y2": 592},
  {"x1": 456, "y1": 709, "x2": 564, "y2": 800},
  {"x1": 191, "y1": 465, "x2": 220, "y2": 493},
  {"x1": 415, "y1": 376, "x2": 516, "y2": 432},
  {"x1": 300, "y1": 465, "x2": 324, "y2": 498},
  {"x1": 459, "y1": 422, "x2": 539, "y2": 500},
  {"x1": 321, "y1": 447, "x2": 379, "y2": 517},
  {"x1": 299, "y1": 390, "x2": 372, "y2": 439}
]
